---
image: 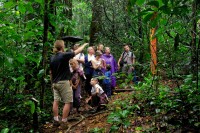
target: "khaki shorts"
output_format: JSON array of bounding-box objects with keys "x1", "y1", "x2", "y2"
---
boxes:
[{"x1": 52, "y1": 80, "x2": 73, "y2": 103}]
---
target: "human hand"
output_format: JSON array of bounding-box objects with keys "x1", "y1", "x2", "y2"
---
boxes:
[
  {"x1": 83, "y1": 43, "x2": 89, "y2": 46},
  {"x1": 85, "y1": 98, "x2": 89, "y2": 103}
]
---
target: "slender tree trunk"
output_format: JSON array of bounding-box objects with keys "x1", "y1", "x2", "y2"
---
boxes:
[
  {"x1": 191, "y1": 0, "x2": 197, "y2": 89},
  {"x1": 138, "y1": 7, "x2": 144, "y2": 63},
  {"x1": 49, "y1": 0, "x2": 56, "y2": 37},
  {"x1": 40, "y1": 0, "x2": 49, "y2": 109},
  {"x1": 89, "y1": 0, "x2": 102, "y2": 46}
]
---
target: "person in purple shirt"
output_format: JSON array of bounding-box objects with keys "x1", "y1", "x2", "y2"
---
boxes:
[{"x1": 101, "y1": 47, "x2": 118, "y2": 91}]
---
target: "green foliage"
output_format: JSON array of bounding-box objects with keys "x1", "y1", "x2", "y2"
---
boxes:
[
  {"x1": 89, "y1": 127, "x2": 106, "y2": 133},
  {"x1": 107, "y1": 73, "x2": 200, "y2": 131},
  {"x1": 0, "y1": 0, "x2": 199, "y2": 132},
  {"x1": 1, "y1": 128, "x2": 9, "y2": 133}
]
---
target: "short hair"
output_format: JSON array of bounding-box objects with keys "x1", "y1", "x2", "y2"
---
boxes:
[
  {"x1": 95, "y1": 51, "x2": 102, "y2": 56},
  {"x1": 98, "y1": 43, "x2": 104, "y2": 49},
  {"x1": 53, "y1": 40, "x2": 65, "y2": 53},
  {"x1": 105, "y1": 47, "x2": 110, "y2": 50},
  {"x1": 91, "y1": 77, "x2": 98, "y2": 82},
  {"x1": 73, "y1": 44, "x2": 80, "y2": 49},
  {"x1": 69, "y1": 59, "x2": 79, "y2": 68},
  {"x1": 123, "y1": 43, "x2": 131, "y2": 47},
  {"x1": 87, "y1": 46, "x2": 94, "y2": 52}
]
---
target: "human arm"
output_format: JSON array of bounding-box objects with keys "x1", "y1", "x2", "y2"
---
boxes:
[
  {"x1": 117, "y1": 55, "x2": 122, "y2": 69},
  {"x1": 74, "y1": 43, "x2": 88, "y2": 55},
  {"x1": 70, "y1": 76, "x2": 80, "y2": 89},
  {"x1": 132, "y1": 58, "x2": 135, "y2": 64},
  {"x1": 50, "y1": 70, "x2": 52, "y2": 84},
  {"x1": 101, "y1": 59, "x2": 106, "y2": 69},
  {"x1": 86, "y1": 96, "x2": 92, "y2": 103},
  {"x1": 91, "y1": 60, "x2": 101, "y2": 70},
  {"x1": 76, "y1": 54, "x2": 85, "y2": 64}
]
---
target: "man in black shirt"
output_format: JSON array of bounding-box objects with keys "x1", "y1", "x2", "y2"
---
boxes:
[{"x1": 50, "y1": 40, "x2": 88, "y2": 125}]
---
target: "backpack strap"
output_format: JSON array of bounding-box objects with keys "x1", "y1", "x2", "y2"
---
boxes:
[
  {"x1": 122, "y1": 51, "x2": 128, "y2": 61},
  {"x1": 85, "y1": 55, "x2": 88, "y2": 63}
]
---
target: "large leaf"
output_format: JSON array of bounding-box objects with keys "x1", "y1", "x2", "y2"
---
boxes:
[
  {"x1": 3, "y1": 2, "x2": 16, "y2": 9},
  {"x1": 18, "y1": 2, "x2": 26, "y2": 14},
  {"x1": 35, "y1": 0, "x2": 44, "y2": 5},
  {"x1": 136, "y1": 0, "x2": 145, "y2": 6},
  {"x1": 159, "y1": 5, "x2": 171, "y2": 14},
  {"x1": 146, "y1": 1, "x2": 160, "y2": 8},
  {"x1": 1, "y1": 128, "x2": 9, "y2": 133},
  {"x1": 162, "y1": 0, "x2": 169, "y2": 5},
  {"x1": 129, "y1": 0, "x2": 137, "y2": 6},
  {"x1": 143, "y1": 12, "x2": 154, "y2": 22},
  {"x1": 25, "y1": 100, "x2": 35, "y2": 114},
  {"x1": 16, "y1": 54, "x2": 25, "y2": 64}
]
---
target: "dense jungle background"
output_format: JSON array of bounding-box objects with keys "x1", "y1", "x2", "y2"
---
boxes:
[{"x1": 0, "y1": 0, "x2": 199, "y2": 132}]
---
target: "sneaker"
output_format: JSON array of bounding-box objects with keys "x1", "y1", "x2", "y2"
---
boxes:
[
  {"x1": 89, "y1": 108, "x2": 97, "y2": 114},
  {"x1": 53, "y1": 120, "x2": 60, "y2": 127}
]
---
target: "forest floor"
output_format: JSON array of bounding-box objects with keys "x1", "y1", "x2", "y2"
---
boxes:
[
  {"x1": 40, "y1": 79, "x2": 198, "y2": 133},
  {"x1": 40, "y1": 91, "x2": 138, "y2": 133}
]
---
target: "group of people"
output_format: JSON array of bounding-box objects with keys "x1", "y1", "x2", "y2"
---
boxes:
[{"x1": 49, "y1": 40, "x2": 136, "y2": 128}]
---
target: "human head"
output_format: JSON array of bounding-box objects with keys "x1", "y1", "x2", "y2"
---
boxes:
[
  {"x1": 87, "y1": 46, "x2": 95, "y2": 55},
  {"x1": 90, "y1": 77, "x2": 98, "y2": 86},
  {"x1": 53, "y1": 40, "x2": 65, "y2": 53},
  {"x1": 69, "y1": 59, "x2": 79, "y2": 70},
  {"x1": 123, "y1": 43, "x2": 130, "y2": 52},
  {"x1": 73, "y1": 43, "x2": 80, "y2": 51},
  {"x1": 97, "y1": 44, "x2": 104, "y2": 51},
  {"x1": 95, "y1": 51, "x2": 102, "y2": 59},
  {"x1": 106, "y1": 64, "x2": 111, "y2": 71},
  {"x1": 104, "y1": 47, "x2": 110, "y2": 54}
]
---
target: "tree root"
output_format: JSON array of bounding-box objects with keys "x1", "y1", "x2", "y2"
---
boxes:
[
  {"x1": 65, "y1": 110, "x2": 110, "y2": 132},
  {"x1": 65, "y1": 114, "x2": 85, "y2": 132}
]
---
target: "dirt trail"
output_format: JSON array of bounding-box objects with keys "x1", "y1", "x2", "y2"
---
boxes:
[{"x1": 41, "y1": 92, "x2": 131, "y2": 133}]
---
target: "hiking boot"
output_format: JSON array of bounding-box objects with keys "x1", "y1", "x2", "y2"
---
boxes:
[
  {"x1": 53, "y1": 120, "x2": 60, "y2": 127},
  {"x1": 89, "y1": 109, "x2": 97, "y2": 114}
]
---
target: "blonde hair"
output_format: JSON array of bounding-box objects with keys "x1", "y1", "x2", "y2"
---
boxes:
[
  {"x1": 53, "y1": 40, "x2": 65, "y2": 53},
  {"x1": 69, "y1": 59, "x2": 79, "y2": 68}
]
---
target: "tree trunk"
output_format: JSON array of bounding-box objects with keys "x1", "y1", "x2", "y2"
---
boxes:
[
  {"x1": 49, "y1": 0, "x2": 56, "y2": 37},
  {"x1": 89, "y1": 0, "x2": 102, "y2": 46},
  {"x1": 191, "y1": 0, "x2": 197, "y2": 89},
  {"x1": 138, "y1": 7, "x2": 144, "y2": 63},
  {"x1": 40, "y1": 0, "x2": 49, "y2": 109}
]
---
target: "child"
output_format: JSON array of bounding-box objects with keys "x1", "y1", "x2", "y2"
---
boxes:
[
  {"x1": 69, "y1": 59, "x2": 85, "y2": 114},
  {"x1": 86, "y1": 78, "x2": 109, "y2": 112},
  {"x1": 103, "y1": 64, "x2": 112, "y2": 98}
]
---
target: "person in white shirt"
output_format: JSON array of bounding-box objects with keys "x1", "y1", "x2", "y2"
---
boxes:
[
  {"x1": 84, "y1": 47, "x2": 95, "y2": 96},
  {"x1": 86, "y1": 78, "x2": 108, "y2": 112},
  {"x1": 73, "y1": 44, "x2": 85, "y2": 71}
]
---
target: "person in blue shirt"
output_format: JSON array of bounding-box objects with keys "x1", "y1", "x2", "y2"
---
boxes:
[{"x1": 103, "y1": 64, "x2": 112, "y2": 98}]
